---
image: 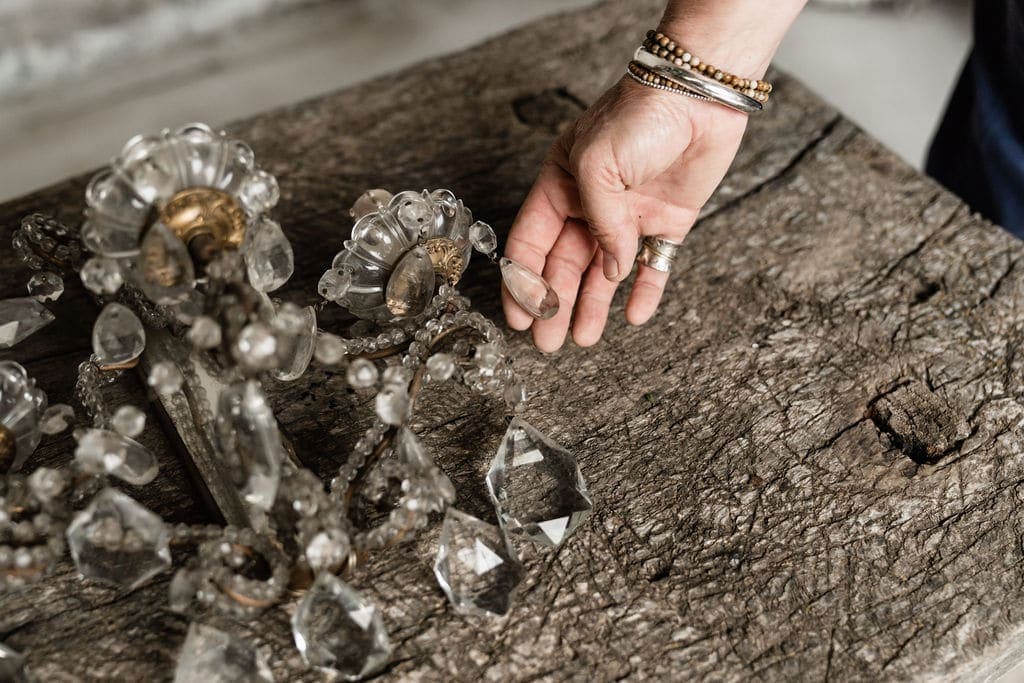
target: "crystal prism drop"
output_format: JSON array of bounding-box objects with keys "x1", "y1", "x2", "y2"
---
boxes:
[
  {"x1": 173, "y1": 622, "x2": 273, "y2": 683},
  {"x1": 499, "y1": 258, "x2": 559, "y2": 320},
  {"x1": 238, "y1": 169, "x2": 280, "y2": 215},
  {"x1": 385, "y1": 246, "x2": 435, "y2": 317},
  {"x1": 244, "y1": 218, "x2": 293, "y2": 292},
  {"x1": 350, "y1": 189, "x2": 393, "y2": 220},
  {"x1": 434, "y1": 508, "x2": 523, "y2": 616},
  {"x1": 66, "y1": 488, "x2": 171, "y2": 589},
  {"x1": 92, "y1": 303, "x2": 146, "y2": 367},
  {"x1": 426, "y1": 353, "x2": 455, "y2": 382},
  {"x1": 486, "y1": 418, "x2": 592, "y2": 548},
  {"x1": 0, "y1": 642, "x2": 27, "y2": 683},
  {"x1": 187, "y1": 316, "x2": 222, "y2": 349},
  {"x1": 74, "y1": 428, "x2": 159, "y2": 485},
  {"x1": 292, "y1": 573, "x2": 391, "y2": 677},
  {"x1": 273, "y1": 305, "x2": 316, "y2": 382},
  {"x1": 375, "y1": 384, "x2": 409, "y2": 426},
  {"x1": 0, "y1": 297, "x2": 55, "y2": 349},
  {"x1": 216, "y1": 382, "x2": 284, "y2": 511},
  {"x1": 134, "y1": 221, "x2": 196, "y2": 305},
  {"x1": 346, "y1": 359, "x2": 377, "y2": 389},
  {"x1": 27, "y1": 271, "x2": 64, "y2": 302}
]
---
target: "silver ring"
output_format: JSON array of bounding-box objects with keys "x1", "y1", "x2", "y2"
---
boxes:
[
  {"x1": 633, "y1": 48, "x2": 763, "y2": 115},
  {"x1": 637, "y1": 236, "x2": 681, "y2": 273}
]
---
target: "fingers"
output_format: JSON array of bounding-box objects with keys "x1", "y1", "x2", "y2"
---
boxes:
[
  {"x1": 625, "y1": 263, "x2": 670, "y2": 326},
  {"x1": 572, "y1": 251, "x2": 620, "y2": 347},
  {"x1": 572, "y1": 146, "x2": 638, "y2": 284},
  {"x1": 531, "y1": 219, "x2": 596, "y2": 353},
  {"x1": 503, "y1": 158, "x2": 580, "y2": 330}
]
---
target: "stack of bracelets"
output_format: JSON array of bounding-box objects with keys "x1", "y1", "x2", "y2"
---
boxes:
[{"x1": 627, "y1": 29, "x2": 773, "y2": 114}]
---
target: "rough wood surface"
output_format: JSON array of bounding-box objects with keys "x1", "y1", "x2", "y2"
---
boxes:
[{"x1": 1, "y1": 0, "x2": 1023, "y2": 680}]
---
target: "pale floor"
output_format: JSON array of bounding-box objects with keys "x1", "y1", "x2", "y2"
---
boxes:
[{"x1": 0, "y1": 0, "x2": 972, "y2": 203}]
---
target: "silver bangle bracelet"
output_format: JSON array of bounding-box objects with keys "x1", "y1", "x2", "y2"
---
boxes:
[{"x1": 633, "y1": 48, "x2": 764, "y2": 115}]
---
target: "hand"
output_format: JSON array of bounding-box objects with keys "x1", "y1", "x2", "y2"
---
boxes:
[{"x1": 502, "y1": 75, "x2": 749, "y2": 352}]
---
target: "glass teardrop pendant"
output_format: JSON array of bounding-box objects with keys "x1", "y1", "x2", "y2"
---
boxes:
[{"x1": 499, "y1": 257, "x2": 558, "y2": 320}]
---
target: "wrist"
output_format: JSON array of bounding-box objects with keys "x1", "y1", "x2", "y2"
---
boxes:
[{"x1": 658, "y1": 1, "x2": 806, "y2": 77}]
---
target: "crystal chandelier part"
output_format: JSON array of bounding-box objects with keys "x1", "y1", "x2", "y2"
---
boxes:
[
  {"x1": 92, "y1": 303, "x2": 146, "y2": 367},
  {"x1": 80, "y1": 256, "x2": 124, "y2": 295},
  {"x1": 425, "y1": 353, "x2": 455, "y2": 382},
  {"x1": 385, "y1": 246, "x2": 435, "y2": 317},
  {"x1": 346, "y1": 359, "x2": 378, "y2": 389},
  {"x1": 148, "y1": 361, "x2": 184, "y2": 394},
  {"x1": 314, "y1": 333, "x2": 347, "y2": 365},
  {"x1": 186, "y1": 316, "x2": 222, "y2": 349},
  {"x1": 0, "y1": 361, "x2": 46, "y2": 470},
  {"x1": 74, "y1": 428, "x2": 159, "y2": 485},
  {"x1": 318, "y1": 268, "x2": 352, "y2": 303},
  {"x1": 112, "y1": 405, "x2": 146, "y2": 438},
  {"x1": 434, "y1": 508, "x2": 523, "y2": 617},
  {"x1": 27, "y1": 271, "x2": 64, "y2": 302},
  {"x1": 233, "y1": 322, "x2": 279, "y2": 373},
  {"x1": 173, "y1": 622, "x2": 273, "y2": 683},
  {"x1": 0, "y1": 297, "x2": 55, "y2": 349},
  {"x1": 39, "y1": 403, "x2": 74, "y2": 435},
  {"x1": 292, "y1": 572, "x2": 391, "y2": 677},
  {"x1": 273, "y1": 305, "x2": 316, "y2": 382},
  {"x1": 468, "y1": 221, "x2": 498, "y2": 254},
  {"x1": 244, "y1": 218, "x2": 294, "y2": 292},
  {"x1": 499, "y1": 257, "x2": 559, "y2": 321},
  {"x1": 375, "y1": 384, "x2": 410, "y2": 426},
  {"x1": 486, "y1": 418, "x2": 592, "y2": 548},
  {"x1": 134, "y1": 221, "x2": 196, "y2": 305},
  {"x1": 350, "y1": 189, "x2": 393, "y2": 220},
  {"x1": 216, "y1": 381, "x2": 284, "y2": 511},
  {"x1": 305, "y1": 529, "x2": 352, "y2": 573},
  {"x1": 66, "y1": 487, "x2": 171, "y2": 589}
]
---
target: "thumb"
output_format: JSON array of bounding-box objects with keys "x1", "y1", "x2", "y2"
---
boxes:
[{"x1": 572, "y1": 147, "x2": 638, "y2": 282}]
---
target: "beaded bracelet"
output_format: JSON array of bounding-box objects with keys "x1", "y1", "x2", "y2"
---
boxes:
[
  {"x1": 626, "y1": 60, "x2": 712, "y2": 102},
  {"x1": 644, "y1": 30, "x2": 772, "y2": 103}
]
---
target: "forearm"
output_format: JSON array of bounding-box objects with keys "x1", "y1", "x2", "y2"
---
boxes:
[{"x1": 659, "y1": 0, "x2": 807, "y2": 77}]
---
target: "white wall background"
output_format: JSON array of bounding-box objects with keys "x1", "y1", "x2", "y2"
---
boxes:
[{"x1": 0, "y1": 0, "x2": 973, "y2": 202}]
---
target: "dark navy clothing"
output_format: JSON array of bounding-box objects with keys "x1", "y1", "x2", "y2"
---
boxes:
[{"x1": 928, "y1": 1, "x2": 1024, "y2": 236}]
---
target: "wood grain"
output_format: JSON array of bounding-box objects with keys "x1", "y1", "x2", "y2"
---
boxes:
[{"x1": 2, "y1": 0, "x2": 1023, "y2": 680}]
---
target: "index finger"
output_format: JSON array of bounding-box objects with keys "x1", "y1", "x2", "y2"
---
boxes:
[{"x1": 502, "y1": 158, "x2": 581, "y2": 329}]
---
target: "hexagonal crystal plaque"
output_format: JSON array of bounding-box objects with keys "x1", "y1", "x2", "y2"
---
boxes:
[
  {"x1": 66, "y1": 488, "x2": 171, "y2": 588},
  {"x1": 292, "y1": 573, "x2": 391, "y2": 679},
  {"x1": 434, "y1": 508, "x2": 523, "y2": 616},
  {"x1": 173, "y1": 623, "x2": 273, "y2": 683},
  {"x1": 486, "y1": 418, "x2": 592, "y2": 548}
]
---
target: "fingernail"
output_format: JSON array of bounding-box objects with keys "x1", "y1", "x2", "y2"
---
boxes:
[{"x1": 603, "y1": 253, "x2": 619, "y2": 280}]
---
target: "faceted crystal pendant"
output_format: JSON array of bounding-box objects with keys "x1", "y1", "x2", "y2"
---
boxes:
[
  {"x1": 238, "y1": 169, "x2": 280, "y2": 216},
  {"x1": 0, "y1": 297, "x2": 55, "y2": 349},
  {"x1": 66, "y1": 488, "x2": 171, "y2": 589},
  {"x1": 0, "y1": 642, "x2": 27, "y2": 683},
  {"x1": 375, "y1": 384, "x2": 409, "y2": 426},
  {"x1": 434, "y1": 509, "x2": 523, "y2": 616},
  {"x1": 39, "y1": 403, "x2": 75, "y2": 435},
  {"x1": 486, "y1": 419, "x2": 592, "y2": 548},
  {"x1": 499, "y1": 258, "x2": 559, "y2": 320},
  {"x1": 232, "y1": 323, "x2": 278, "y2": 373},
  {"x1": 468, "y1": 221, "x2": 497, "y2": 254},
  {"x1": 318, "y1": 268, "x2": 352, "y2": 303},
  {"x1": 111, "y1": 405, "x2": 146, "y2": 438},
  {"x1": 273, "y1": 305, "x2": 316, "y2": 382},
  {"x1": 173, "y1": 622, "x2": 273, "y2": 683},
  {"x1": 385, "y1": 246, "x2": 435, "y2": 317},
  {"x1": 244, "y1": 218, "x2": 293, "y2": 292},
  {"x1": 350, "y1": 189, "x2": 393, "y2": 220},
  {"x1": 292, "y1": 573, "x2": 391, "y2": 677},
  {"x1": 27, "y1": 271, "x2": 64, "y2": 302},
  {"x1": 216, "y1": 382, "x2": 284, "y2": 511},
  {"x1": 346, "y1": 359, "x2": 378, "y2": 389},
  {"x1": 134, "y1": 221, "x2": 196, "y2": 305},
  {"x1": 92, "y1": 303, "x2": 146, "y2": 367},
  {"x1": 74, "y1": 428, "x2": 159, "y2": 485}
]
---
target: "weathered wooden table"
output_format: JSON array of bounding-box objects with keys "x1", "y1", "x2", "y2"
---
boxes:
[{"x1": 3, "y1": 0, "x2": 1024, "y2": 680}]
